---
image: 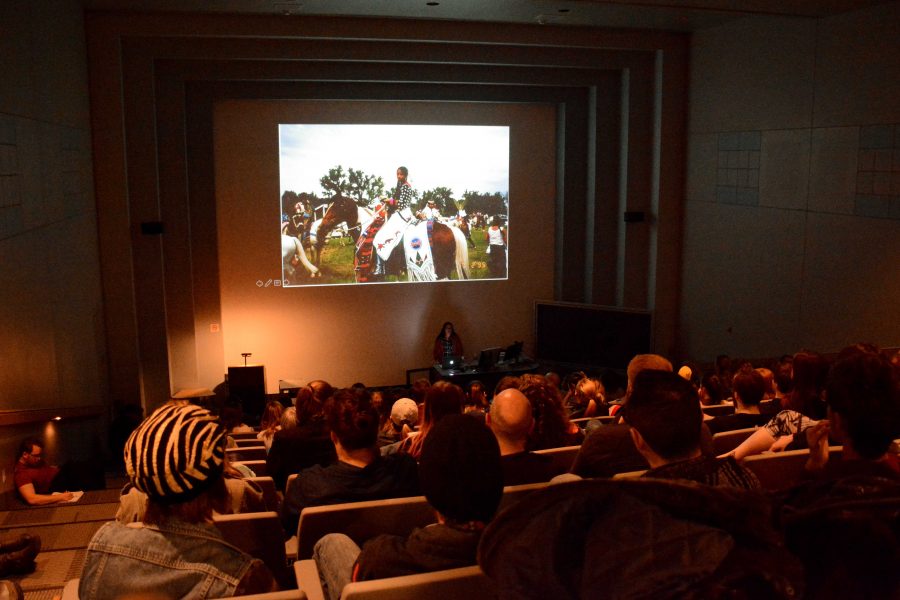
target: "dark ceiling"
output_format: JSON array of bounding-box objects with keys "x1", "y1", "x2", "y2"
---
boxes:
[{"x1": 82, "y1": 0, "x2": 890, "y2": 31}]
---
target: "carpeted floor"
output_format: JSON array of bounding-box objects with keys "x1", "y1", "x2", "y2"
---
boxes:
[{"x1": 0, "y1": 477, "x2": 123, "y2": 599}]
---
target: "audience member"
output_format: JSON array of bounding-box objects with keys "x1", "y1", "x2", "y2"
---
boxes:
[
  {"x1": 698, "y1": 372, "x2": 726, "y2": 406},
  {"x1": 624, "y1": 370, "x2": 759, "y2": 489},
  {"x1": 563, "y1": 375, "x2": 606, "y2": 419},
  {"x1": 487, "y1": 388, "x2": 565, "y2": 485},
  {"x1": 802, "y1": 346, "x2": 899, "y2": 477},
  {"x1": 220, "y1": 400, "x2": 254, "y2": 433},
  {"x1": 394, "y1": 380, "x2": 464, "y2": 459},
  {"x1": 731, "y1": 351, "x2": 829, "y2": 460},
  {"x1": 776, "y1": 346, "x2": 900, "y2": 600},
  {"x1": 80, "y1": 403, "x2": 276, "y2": 598},
  {"x1": 519, "y1": 374, "x2": 583, "y2": 450},
  {"x1": 313, "y1": 414, "x2": 503, "y2": 600},
  {"x1": 256, "y1": 400, "x2": 284, "y2": 452},
  {"x1": 409, "y1": 377, "x2": 431, "y2": 405},
  {"x1": 266, "y1": 383, "x2": 337, "y2": 490},
  {"x1": 715, "y1": 353, "x2": 734, "y2": 398},
  {"x1": 463, "y1": 380, "x2": 489, "y2": 421},
  {"x1": 544, "y1": 371, "x2": 561, "y2": 390},
  {"x1": 570, "y1": 354, "x2": 672, "y2": 478},
  {"x1": 0, "y1": 534, "x2": 41, "y2": 578},
  {"x1": 479, "y1": 478, "x2": 802, "y2": 599},
  {"x1": 706, "y1": 366, "x2": 771, "y2": 434},
  {"x1": 116, "y1": 452, "x2": 266, "y2": 524},
  {"x1": 756, "y1": 367, "x2": 776, "y2": 400},
  {"x1": 493, "y1": 375, "x2": 521, "y2": 399},
  {"x1": 281, "y1": 388, "x2": 419, "y2": 536},
  {"x1": 377, "y1": 398, "x2": 418, "y2": 448},
  {"x1": 14, "y1": 437, "x2": 104, "y2": 506}
]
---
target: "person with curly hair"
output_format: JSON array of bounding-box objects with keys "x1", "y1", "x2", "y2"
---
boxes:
[{"x1": 518, "y1": 374, "x2": 583, "y2": 451}]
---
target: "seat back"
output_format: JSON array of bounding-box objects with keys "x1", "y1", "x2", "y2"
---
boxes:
[
  {"x1": 230, "y1": 591, "x2": 308, "y2": 599},
  {"x1": 234, "y1": 459, "x2": 267, "y2": 477},
  {"x1": 295, "y1": 481, "x2": 546, "y2": 559},
  {"x1": 296, "y1": 496, "x2": 435, "y2": 560},
  {"x1": 612, "y1": 469, "x2": 647, "y2": 479},
  {"x1": 742, "y1": 447, "x2": 843, "y2": 490},
  {"x1": 246, "y1": 476, "x2": 279, "y2": 512},
  {"x1": 533, "y1": 445, "x2": 581, "y2": 473},
  {"x1": 701, "y1": 403, "x2": 734, "y2": 417},
  {"x1": 711, "y1": 427, "x2": 758, "y2": 455},
  {"x1": 571, "y1": 416, "x2": 614, "y2": 426},
  {"x1": 234, "y1": 437, "x2": 264, "y2": 447},
  {"x1": 226, "y1": 445, "x2": 268, "y2": 462},
  {"x1": 230, "y1": 431, "x2": 262, "y2": 441},
  {"x1": 213, "y1": 511, "x2": 293, "y2": 588},
  {"x1": 340, "y1": 565, "x2": 495, "y2": 600}
]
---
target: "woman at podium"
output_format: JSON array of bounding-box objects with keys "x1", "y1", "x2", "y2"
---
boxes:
[{"x1": 433, "y1": 321, "x2": 464, "y2": 364}]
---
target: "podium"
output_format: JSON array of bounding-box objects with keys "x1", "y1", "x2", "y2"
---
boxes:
[
  {"x1": 429, "y1": 357, "x2": 539, "y2": 391},
  {"x1": 227, "y1": 365, "x2": 266, "y2": 424}
]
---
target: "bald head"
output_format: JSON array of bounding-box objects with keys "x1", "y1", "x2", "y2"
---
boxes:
[{"x1": 488, "y1": 388, "x2": 533, "y2": 449}]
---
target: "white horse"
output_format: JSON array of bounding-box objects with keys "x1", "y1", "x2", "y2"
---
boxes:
[{"x1": 281, "y1": 234, "x2": 319, "y2": 283}]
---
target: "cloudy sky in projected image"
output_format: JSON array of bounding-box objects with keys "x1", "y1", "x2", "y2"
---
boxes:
[{"x1": 279, "y1": 124, "x2": 509, "y2": 202}]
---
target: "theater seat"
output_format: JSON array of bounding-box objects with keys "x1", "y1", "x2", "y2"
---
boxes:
[
  {"x1": 741, "y1": 447, "x2": 843, "y2": 490},
  {"x1": 295, "y1": 560, "x2": 495, "y2": 600},
  {"x1": 711, "y1": 427, "x2": 758, "y2": 455}
]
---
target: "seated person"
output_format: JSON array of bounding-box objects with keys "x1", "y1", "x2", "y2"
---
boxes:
[
  {"x1": 570, "y1": 354, "x2": 673, "y2": 478},
  {"x1": 80, "y1": 402, "x2": 276, "y2": 598},
  {"x1": 376, "y1": 398, "x2": 418, "y2": 448},
  {"x1": 563, "y1": 376, "x2": 607, "y2": 419},
  {"x1": 313, "y1": 413, "x2": 503, "y2": 600},
  {"x1": 116, "y1": 454, "x2": 266, "y2": 524},
  {"x1": 623, "y1": 370, "x2": 759, "y2": 490},
  {"x1": 706, "y1": 366, "x2": 772, "y2": 434},
  {"x1": 487, "y1": 388, "x2": 566, "y2": 485},
  {"x1": 777, "y1": 346, "x2": 900, "y2": 600},
  {"x1": 800, "y1": 346, "x2": 899, "y2": 478},
  {"x1": 0, "y1": 533, "x2": 41, "y2": 578},
  {"x1": 517, "y1": 374, "x2": 583, "y2": 450},
  {"x1": 281, "y1": 388, "x2": 420, "y2": 536},
  {"x1": 14, "y1": 437, "x2": 104, "y2": 505},
  {"x1": 267, "y1": 384, "x2": 337, "y2": 490}
]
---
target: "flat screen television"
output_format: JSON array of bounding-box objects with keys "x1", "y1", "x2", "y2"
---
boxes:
[{"x1": 534, "y1": 301, "x2": 652, "y2": 371}]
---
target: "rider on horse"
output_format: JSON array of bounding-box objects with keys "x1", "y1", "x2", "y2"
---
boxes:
[{"x1": 355, "y1": 166, "x2": 416, "y2": 281}]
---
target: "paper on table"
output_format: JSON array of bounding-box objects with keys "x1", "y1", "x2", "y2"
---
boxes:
[{"x1": 52, "y1": 490, "x2": 84, "y2": 503}]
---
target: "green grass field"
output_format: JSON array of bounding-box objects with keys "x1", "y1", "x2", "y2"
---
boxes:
[{"x1": 307, "y1": 227, "x2": 495, "y2": 284}]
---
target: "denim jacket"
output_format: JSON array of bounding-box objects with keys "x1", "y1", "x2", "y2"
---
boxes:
[{"x1": 79, "y1": 518, "x2": 258, "y2": 599}]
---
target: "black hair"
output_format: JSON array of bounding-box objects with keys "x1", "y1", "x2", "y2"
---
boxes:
[
  {"x1": 826, "y1": 348, "x2": 899, "y2": 459},
  {"x1": 18, "y1": 436, "x2": 43, "y2": 458}
]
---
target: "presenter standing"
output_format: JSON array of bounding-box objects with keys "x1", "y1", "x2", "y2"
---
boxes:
[{"x1": 433, "y1": 321, "x2": 464, "y2": 364}]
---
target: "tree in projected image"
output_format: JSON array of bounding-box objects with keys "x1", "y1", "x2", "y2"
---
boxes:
[{"x1": 319, "y1": 165, "x2": 386, "y2": 206}]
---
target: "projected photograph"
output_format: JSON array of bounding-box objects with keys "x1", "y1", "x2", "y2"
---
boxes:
[{"x1": 279, "y1": 124, "x2": 509, "y2": 287}]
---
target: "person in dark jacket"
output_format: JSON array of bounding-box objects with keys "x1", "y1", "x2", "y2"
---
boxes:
[
  {"x1": 313, "y1": 413, "x2": 503, "y2": 600},
  {"x1": 280, "y1": 388, "x2": 419, "y2": 537},
  {"x1": 624, "y1": 369, "x2": 759, "y2": 489}
]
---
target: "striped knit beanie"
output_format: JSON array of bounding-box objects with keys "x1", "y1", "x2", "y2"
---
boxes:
[{"x1": 124, "y1": 402, "x2": 226, "y2": 504}]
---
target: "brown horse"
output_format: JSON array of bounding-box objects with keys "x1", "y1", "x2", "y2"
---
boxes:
[{"x1": 306, "y1": 194, "x2": 371, "y2": 266}]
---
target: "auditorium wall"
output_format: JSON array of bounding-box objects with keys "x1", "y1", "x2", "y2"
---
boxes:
[
  {"x1": 85, "y1": 13, "x2": 688, "y2": 407},
  {"x1": 0, "y1": 0, "x2": 106, "y2": 494},
  {"x1": 682, "y1": 3, "x2": 900, "y2": 362}
]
